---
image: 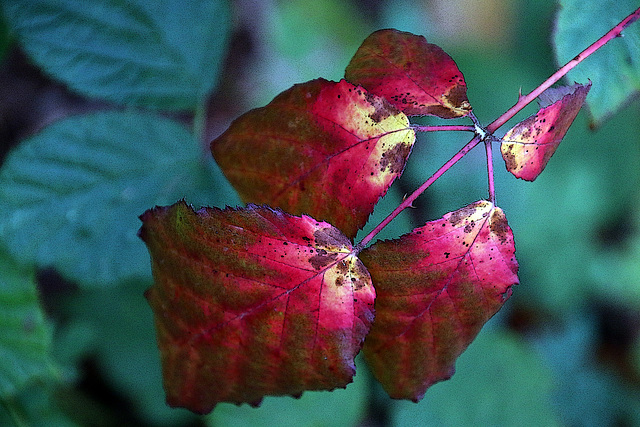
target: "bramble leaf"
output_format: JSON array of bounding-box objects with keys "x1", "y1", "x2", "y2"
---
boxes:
[
  {"x1": 358, "y1": 200, "x2": 518, "y2": 401},
  {"x1": 500, "y1": 82, "x2": 590, "y2": 181},
  {"x1": 554, "y1": 0, "x2": 640, "y2": 127},
  {"x1": 211, "y1": 78, "x2": 415, "y2": 239},
  {"x1": 139, "y1": 201, "x2": 375, "y2": 414},
  {"x1": 1, "y1": 0, "x2": 231, "y2": 110},
  {"x1": 344, "y1": 29, "x2": 472, "y2": 118},
  {"x1": 0, "y1": 111, "x2": 235, "y2": 288}
]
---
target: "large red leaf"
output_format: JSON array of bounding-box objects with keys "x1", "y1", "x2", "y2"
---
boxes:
[
  {"x1": 358, "y1": 200, "x2": 518, "y2": 401},
  {"x1": 211, "y1": 78, "x2": 415, "y2": 240},
  {"x1": 139, "y1": 201, "x2": 375, "y2": 414},
  {"x1": 344, "y1": 29, "x2": 472, "y2": 118},
  {"x1": 501, "y1": 82, "x2": 591, "y2": 181}
]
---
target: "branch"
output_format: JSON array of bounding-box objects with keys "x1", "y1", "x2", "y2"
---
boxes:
[
  {"x1": 355, "y1": 135, "x2": 482, "y2": 251},
  {"x1": 355, "y1": 7, "x2": 640, "y2": 250},
  {"x1": 411, "y1": 124, "x2": 476, "y2": 133},
  {"x1": 487, "y1": 6, "x2": 640, "y2": 133}
]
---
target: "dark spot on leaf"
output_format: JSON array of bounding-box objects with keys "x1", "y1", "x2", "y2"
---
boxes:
[
  {"x1": 379, "y1": 142, "x2": 412, "y2": 174},
  {"x1": 365, "y1": 92, "x2": 399, "y2": 122},
  {"x1": 490, "y1": 209, "x2": 510, "y2": 244},
  {"x1": 314, "y1": 227, "x2": 350, "y2": 249},
  {"x1": 448, "y1": 204, "x2": 478, "y2": 226},
  {"x1": 502, "y1": 145, "x2": 517, "y2": 171},
  {"x1": 309, "y1": 250, "x2": 338, "y2": 270},
  {"x1": 464, "y1": 221, "x2": 475, "y2": 233}
]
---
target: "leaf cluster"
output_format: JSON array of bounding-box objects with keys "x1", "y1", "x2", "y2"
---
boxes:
[
  {"x1": 0, "y1": 0, "x2": 639, "y2": 425},
  {"x1": 141, "y1": 27, "x2": 592, "y2": 413}
]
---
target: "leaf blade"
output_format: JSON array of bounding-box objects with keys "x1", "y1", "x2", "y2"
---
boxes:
[
  {"x1": 345, "y1": 29, "x2": 472, "y2": 118},
  {"x1": 358, "y1": 200, "x2": 518, "y2": 401},
  {"x1": 0, "y1": 111, "x2": 238, "y2": 287},
  {"x1": 500, "y1": 82, "x2": 591, "y2": 181},
  {"x1": 140, "y1": 202, "x2": 375, "y2": 414},
  {"x1": 553, "y1": 0, "x2": 640, "y2": 127},
  {"x1": 211, "y1": 78, "x2": 415, "y2": 239},
  {"x1": 2, "y1": 0, "x2": 231, "y2": 110}
]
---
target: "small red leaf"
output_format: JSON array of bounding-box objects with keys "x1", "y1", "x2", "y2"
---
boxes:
[
  {"x1": 345, "y1": 29, "x2": 472, "y2": 118},
  {"x1": 139, "y1": 201, "x2": 375, "y2": 414},
  {"x1": 358, "y1": 200, "x2": 518, "y2": 401},
  {"x1": 501, "y1": 82, "x2": 591, "y2": 181},
  {"x1": 211, "y1": 78, "x2": 415, "y2": 239}
]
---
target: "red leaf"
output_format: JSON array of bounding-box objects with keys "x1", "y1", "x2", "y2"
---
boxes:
[
  {"x1": 211, "y1": 78, "x2": 415, "y2": 240},
  {"x1": 500, "y1": 82, "x2": 591, "y2": 181},
  {"x1": 358, "y1": 200, "x2": 518, "y2": 401},
  {"x1": 139, "y1": 201, "x2": 375, "y2": 414},
  {"x1": 344, "y1": 29, "x2": 472, "y2": 118}
]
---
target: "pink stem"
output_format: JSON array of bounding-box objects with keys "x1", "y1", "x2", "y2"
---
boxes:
[
  {"x1": 485, "y1": 138, "x2": 496, "y2": 204},
  {"x1": 411, "y1": 124, "x2": 476, "y2": 133},
  {"x1": 355, "y1": 135, "x2": 482, "y2": 251},
  {"x1": 487, "y1": 6, "x2": 640, "y2": 133},
  {"x1": 354, "y1": 7, "x2": 640, "y2": 250}
]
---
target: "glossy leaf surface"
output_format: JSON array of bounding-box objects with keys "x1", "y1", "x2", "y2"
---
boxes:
[
  {"x1": 501, "y1": 83, "x2": 591, "y2": 181},
  {"x1": 211, "y1": 78, "x2": 415, "y2": 239},
  {"x1": 140, "y1": 201, "x2": 375, "y2": 414},
  {"x1": 358, "y1": 201, "x2": 518, "y2": 401},
  {"x1": 344, "y1": 29, "x2": 472, "y2": 118}
]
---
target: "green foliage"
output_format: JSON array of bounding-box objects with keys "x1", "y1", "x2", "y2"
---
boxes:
[
  {"x1": 0, "y1": 111, "x2": 237, "y2": 288},
  {"x1": 554, "y1": 0, "x2": 640, "y2": 127},
  {"x1": 392, "y1": 329, "x2": 558, "y2": 426},
  {"x1": 1, "y1": 0, "x2": 231, "y2": 111},
  {"x1": 0, "y1": 251, "x2": 56, "y2": 398}
]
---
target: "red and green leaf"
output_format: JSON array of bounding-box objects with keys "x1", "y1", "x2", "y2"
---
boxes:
[
  {"x1": 344, "y1": 29, "x2": 472, "y2": 118},
  {"x1": 358, "y1": 200, "x2": 518, "y2": 401},
  {"x1": 211, "y1": 78, "x2": 415, "y2": 240},
  {"x1": 500, "y1": 82, "x2": 591, "y2": 181},
  {"x1": 139, "y1": 201, "x2": 375, "y2": 414}
]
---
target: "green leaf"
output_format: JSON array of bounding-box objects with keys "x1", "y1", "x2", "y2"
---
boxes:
[
  {"x1": 553, "y1": 1, "x2": 640, "y2": 127},
  {"x1": 2, "y1": 0, "x2": 232, "y2": 110},
  {"x1": 391, "y1": 330, "x2": 558, "y2": 426},
  {"x1": 207, "y1": 357, "x2": 370, "y2": 427},
  {"x1": 0, "y1": 251, "x2": 56, "y2": 398},
  {"x1": 0, "y1": 111, "x2": 239, "y2": 288}
]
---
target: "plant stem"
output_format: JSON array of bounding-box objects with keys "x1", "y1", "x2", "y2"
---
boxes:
[
  {"x1": 485, "y1": 138, "x2": 496, "y2": 205},
  {"x1": 411, "y1": 124, "x2": 476, "y2": 133},
  {"x1": 355, "y1": 135, "x2": 482, "y2": 251},
  {"x1": 354, "y1": 6, "x2": 640, "y2": 250},
  {"x1": 487, "y1": 6, "x2": 640, "y2": 133}
]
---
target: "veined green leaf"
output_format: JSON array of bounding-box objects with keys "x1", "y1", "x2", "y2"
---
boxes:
[
  {"x1": 2, "y1": 0, "x2": 232, "y2": 110},
  {"x1": 0, "y1": 111, "x2": 239, "y2": 288}
]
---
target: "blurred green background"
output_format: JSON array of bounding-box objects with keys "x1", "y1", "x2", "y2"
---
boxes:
[{"x1": 0, "y1": 0, "x2": 639, "y2": 425}]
